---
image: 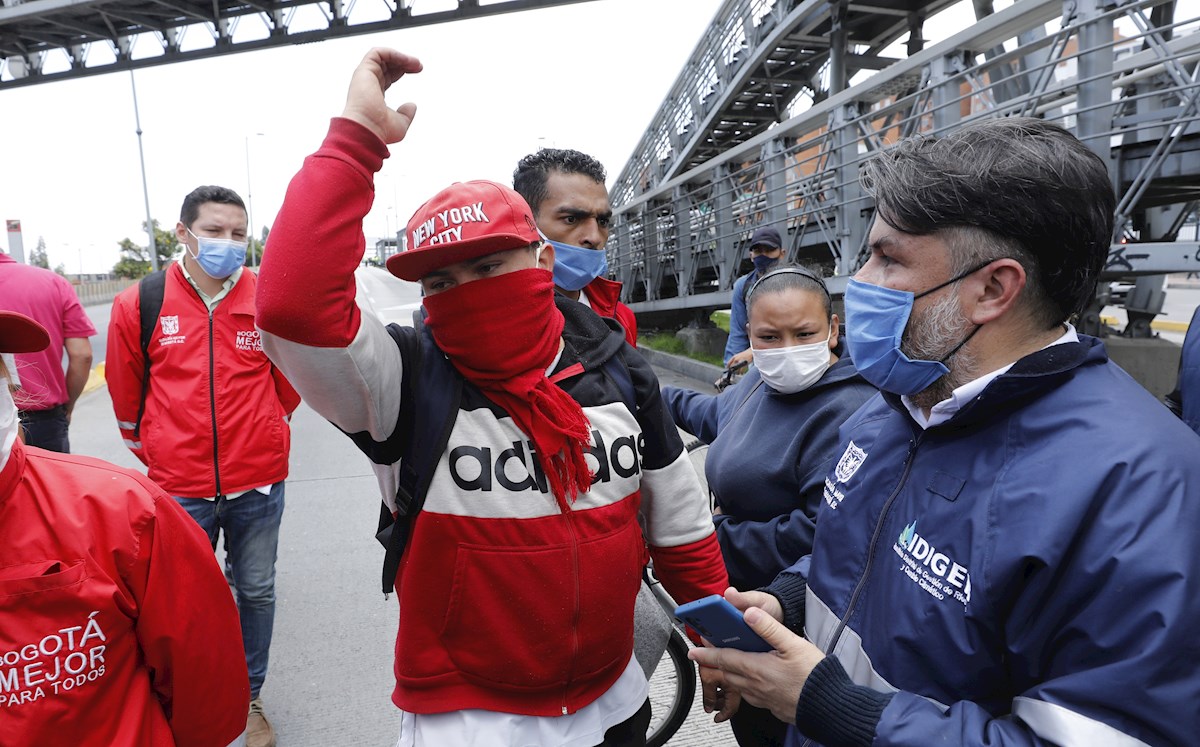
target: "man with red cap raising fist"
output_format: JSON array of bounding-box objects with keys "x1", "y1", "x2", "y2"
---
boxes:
[{"x1": 255, "y1": 48, "x2": 729, "y2": 746}]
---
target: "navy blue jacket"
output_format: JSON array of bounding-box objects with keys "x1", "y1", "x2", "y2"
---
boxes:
[
  {"x1": 769, "y1": 335, "x2": 1200, "y2": 747},
  {"x1": 663, "y1": 357, "x2": 875, "y2": 590},
  {"x1": 722, "y1": 272, "x2": 753, "y2": 365},
  {"x1": 1167, "y1": 304, "x2": 1200, "y2": 434}
]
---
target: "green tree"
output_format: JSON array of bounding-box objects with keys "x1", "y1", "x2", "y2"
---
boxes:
[
  {"x1": 112, "y1": 238, "x2": 150, "y2": 279},
  {"x1": 246, "y1": 224, "x2": 270, "y2": 267},
  {"x1": 112, "y1": 220, "x2": 176, "y2": 278},
  {"x1": 29, "y1": 236, "x2": 50, "y2": 269}
]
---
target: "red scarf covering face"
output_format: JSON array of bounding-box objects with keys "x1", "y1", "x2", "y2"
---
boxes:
[{"x1": 422, "y1": 267, "x2": 594, "y2": 503}]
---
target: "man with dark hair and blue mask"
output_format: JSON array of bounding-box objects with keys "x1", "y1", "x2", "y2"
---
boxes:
[
  {"x1": 106, "y1": 185, "x2": 300, "y2": 747},
  {"x1": 724, "y1": 227, "x2": 784, "y2": 368},
  {"x1": 691, "y1": 118, "x2": 1200, "y2": 747},
  {"x1": 513, "y1": 148, "x2": 638, "y2": 346},
  {"x1": 514, "y1": 149, "x2": 689, "y2": 688}
]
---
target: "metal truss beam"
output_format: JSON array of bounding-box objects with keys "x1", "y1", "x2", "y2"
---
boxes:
[
  {"x1": 610, "y1": 0, "x2": 963, "y2": 206},
  {"x1": 0, "y1": 0, "x2": 599, "y2": 89}
]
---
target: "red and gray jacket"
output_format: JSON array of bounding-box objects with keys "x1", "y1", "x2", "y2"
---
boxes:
[
  {"x1": 255, "y1": 117, "x2": 729, "y2": 717},
  {"x1": 0, "y1": 441, "x2": 249, "y2": 746},
  {"x1": 106, "y1": 264, "x2": 300, "y2": 498}
]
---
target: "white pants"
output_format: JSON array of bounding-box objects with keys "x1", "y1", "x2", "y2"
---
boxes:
[{"x1": 394, "y1": 655, "x2": 648, "y2": 747}]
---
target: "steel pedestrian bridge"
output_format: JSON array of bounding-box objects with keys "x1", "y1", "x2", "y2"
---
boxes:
[{"x1": 607, "y1": 0, "x2": 1200, "y2": 335}]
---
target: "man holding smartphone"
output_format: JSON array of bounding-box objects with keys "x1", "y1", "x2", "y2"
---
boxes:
[
  {"x1": 255, "y1": 48, "x2": 729, "y2": 747},
  {"x1": 692, "y1": 118, "x2": 1200, "y2": 747}
]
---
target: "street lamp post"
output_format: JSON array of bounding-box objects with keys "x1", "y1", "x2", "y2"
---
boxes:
[
  {"x1": 129, "y1": 69, "x2": 158, "y2": 272},
  {"x1": 245, "y1": 132, "x2": 265, "y2": 266}
]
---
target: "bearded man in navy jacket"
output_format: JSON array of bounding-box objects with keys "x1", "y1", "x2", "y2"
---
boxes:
[{"x1": 693, "y1": 117, "x2": 1200, "y2": 747}]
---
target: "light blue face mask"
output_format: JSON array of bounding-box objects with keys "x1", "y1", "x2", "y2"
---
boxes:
[
  {"x1": 546, "y1": 238, "x2": 608, "y2": 292},
  {"x1": 843, "y1": 261, "x2": 990, "y2": 395},
  {"x1": 186, "y1": 228, "x2": 247, "y2": 279}
]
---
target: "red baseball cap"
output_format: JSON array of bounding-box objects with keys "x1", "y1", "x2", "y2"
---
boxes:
[
  {"x1": 387, "y1": 180, "x2": 541, "y2": 282},
  {"x1": 0, "y1": 311, "x2": 50, "y2": 354}
]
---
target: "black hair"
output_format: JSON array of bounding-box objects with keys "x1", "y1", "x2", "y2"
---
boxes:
[
  {"x1": 512, "y1": 149, "x2": 607, "y2": 215},
  {"x1": 747, "y1": 264, "x2": 833, "y2": 320},
  {"x1": 180, "y1": 185, "x2": 246, "y2": 227},
  {"x1": 859, "y1": 117, "x2": 1114, "y2": 327}
]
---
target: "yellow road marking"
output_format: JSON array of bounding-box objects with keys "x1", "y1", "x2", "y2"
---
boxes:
[
  {"x1": 82, "y1": 361, "x2": 106, "y2": 395},
  {"x1": 1100, "y1": 315, "x2": 1189, "y2": 333}
]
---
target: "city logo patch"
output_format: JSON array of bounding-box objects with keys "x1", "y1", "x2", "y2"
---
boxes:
[
  {"x1": 834, "y1": 441, "x2": 867, "y2": 484},
  {"x1": 235, "y1": 329, "x2": 263, "y2": 352},
  {"x1": 894, "y1": 520, "x2": 972, "y2": 606},
  {"x1": 157, "y1": 315, "x2": 186, "y2": 347}
]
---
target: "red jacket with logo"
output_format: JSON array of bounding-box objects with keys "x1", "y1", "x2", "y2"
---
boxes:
[
  {"x1": 0, "y1": 441, "x2": 249, "y2": 747},
  {"x1": 107, "y1": 264, "x2": 300, "y2": 498},
  {"x1": 256, "y1": 117, "x2": 728, "y2": 717}
]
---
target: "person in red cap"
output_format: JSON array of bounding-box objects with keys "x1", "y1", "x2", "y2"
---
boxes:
[
  {"x1": 256, "y1": 48, "x2": 730, "y2": 747},
  {"x1": 0, "y1": 310, "x2": 249, "y2": 747}
]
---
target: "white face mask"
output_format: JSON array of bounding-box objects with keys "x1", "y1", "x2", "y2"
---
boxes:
[
  {"x1": 751, "y1": 333, "x2": 832, "y2": 394},
  {"x1": 1, "y1": 374, "x2": 18, "y2": 471}
]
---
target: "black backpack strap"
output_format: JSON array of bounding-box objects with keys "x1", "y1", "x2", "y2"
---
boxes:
[
  {"x1": 373, "y1": 312, "x2": 461, "y2": 596},
  {"x1": 602, "y1": 348, "x2": 637, "y2": 415},
  {"x1": 134, "y1": 270, "x2": 167, "y2": 440}
]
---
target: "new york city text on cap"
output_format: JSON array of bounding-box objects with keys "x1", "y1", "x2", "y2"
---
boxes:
[{"x1": 387, "y1": 180, "x2": 540, "y2": 282}]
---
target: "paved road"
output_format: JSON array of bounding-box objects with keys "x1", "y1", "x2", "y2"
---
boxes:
[
  {"x1": 69, "y1": 267, "x2": 734, "y2": 746},
  {"x1": 1102, "y1": 283, "x2": 1198, "y2": 344}
]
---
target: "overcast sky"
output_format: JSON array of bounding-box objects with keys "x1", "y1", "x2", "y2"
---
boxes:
[{"x1": 0, "y1": 0, "x2": 727, "y2": 273}]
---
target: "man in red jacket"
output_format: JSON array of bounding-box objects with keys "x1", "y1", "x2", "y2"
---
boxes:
[
  {"x1": 106, "y1": 186, "x2": 300, "y2": 747},
  {"x1": 256, "y1": 48, "x2": 727, "y2": 747},
  {"x1": 1, "y1": 310, "x2": 249, "y2": 747},
  {"x1": 514, "y1": 149, "x2": 638, "y2": 346}
]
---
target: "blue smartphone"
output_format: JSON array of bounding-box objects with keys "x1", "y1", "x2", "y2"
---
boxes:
[{"x1": 674, "y1": 594, "x2": 773, "y2": 652}]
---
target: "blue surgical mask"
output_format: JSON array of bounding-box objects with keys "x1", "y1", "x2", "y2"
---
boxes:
[
  {"x1": 546, "y1": 238, "x2": 608, "y2": 292},
  {"x1": 752, "y1": 254, "x2": 778, "y2": 274},
  {"x1": 186, "y1": 228, "x2": 247, "y2": 279},
  {"x1": 844, "y1": 262, "x2": 990, "y2": 395}
]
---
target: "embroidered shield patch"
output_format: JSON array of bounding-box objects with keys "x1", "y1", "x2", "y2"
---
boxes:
[{"x1": 834, "y1": 441, "x2": 867, "y2": 484}]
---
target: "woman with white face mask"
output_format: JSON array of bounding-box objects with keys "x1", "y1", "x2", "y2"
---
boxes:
[
  {"x1": 662, "y1": 266, "x2": 877, "y2": 747},
  {"x1": 0, "y1": 310, "x2": 250, "y2": 747}
]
